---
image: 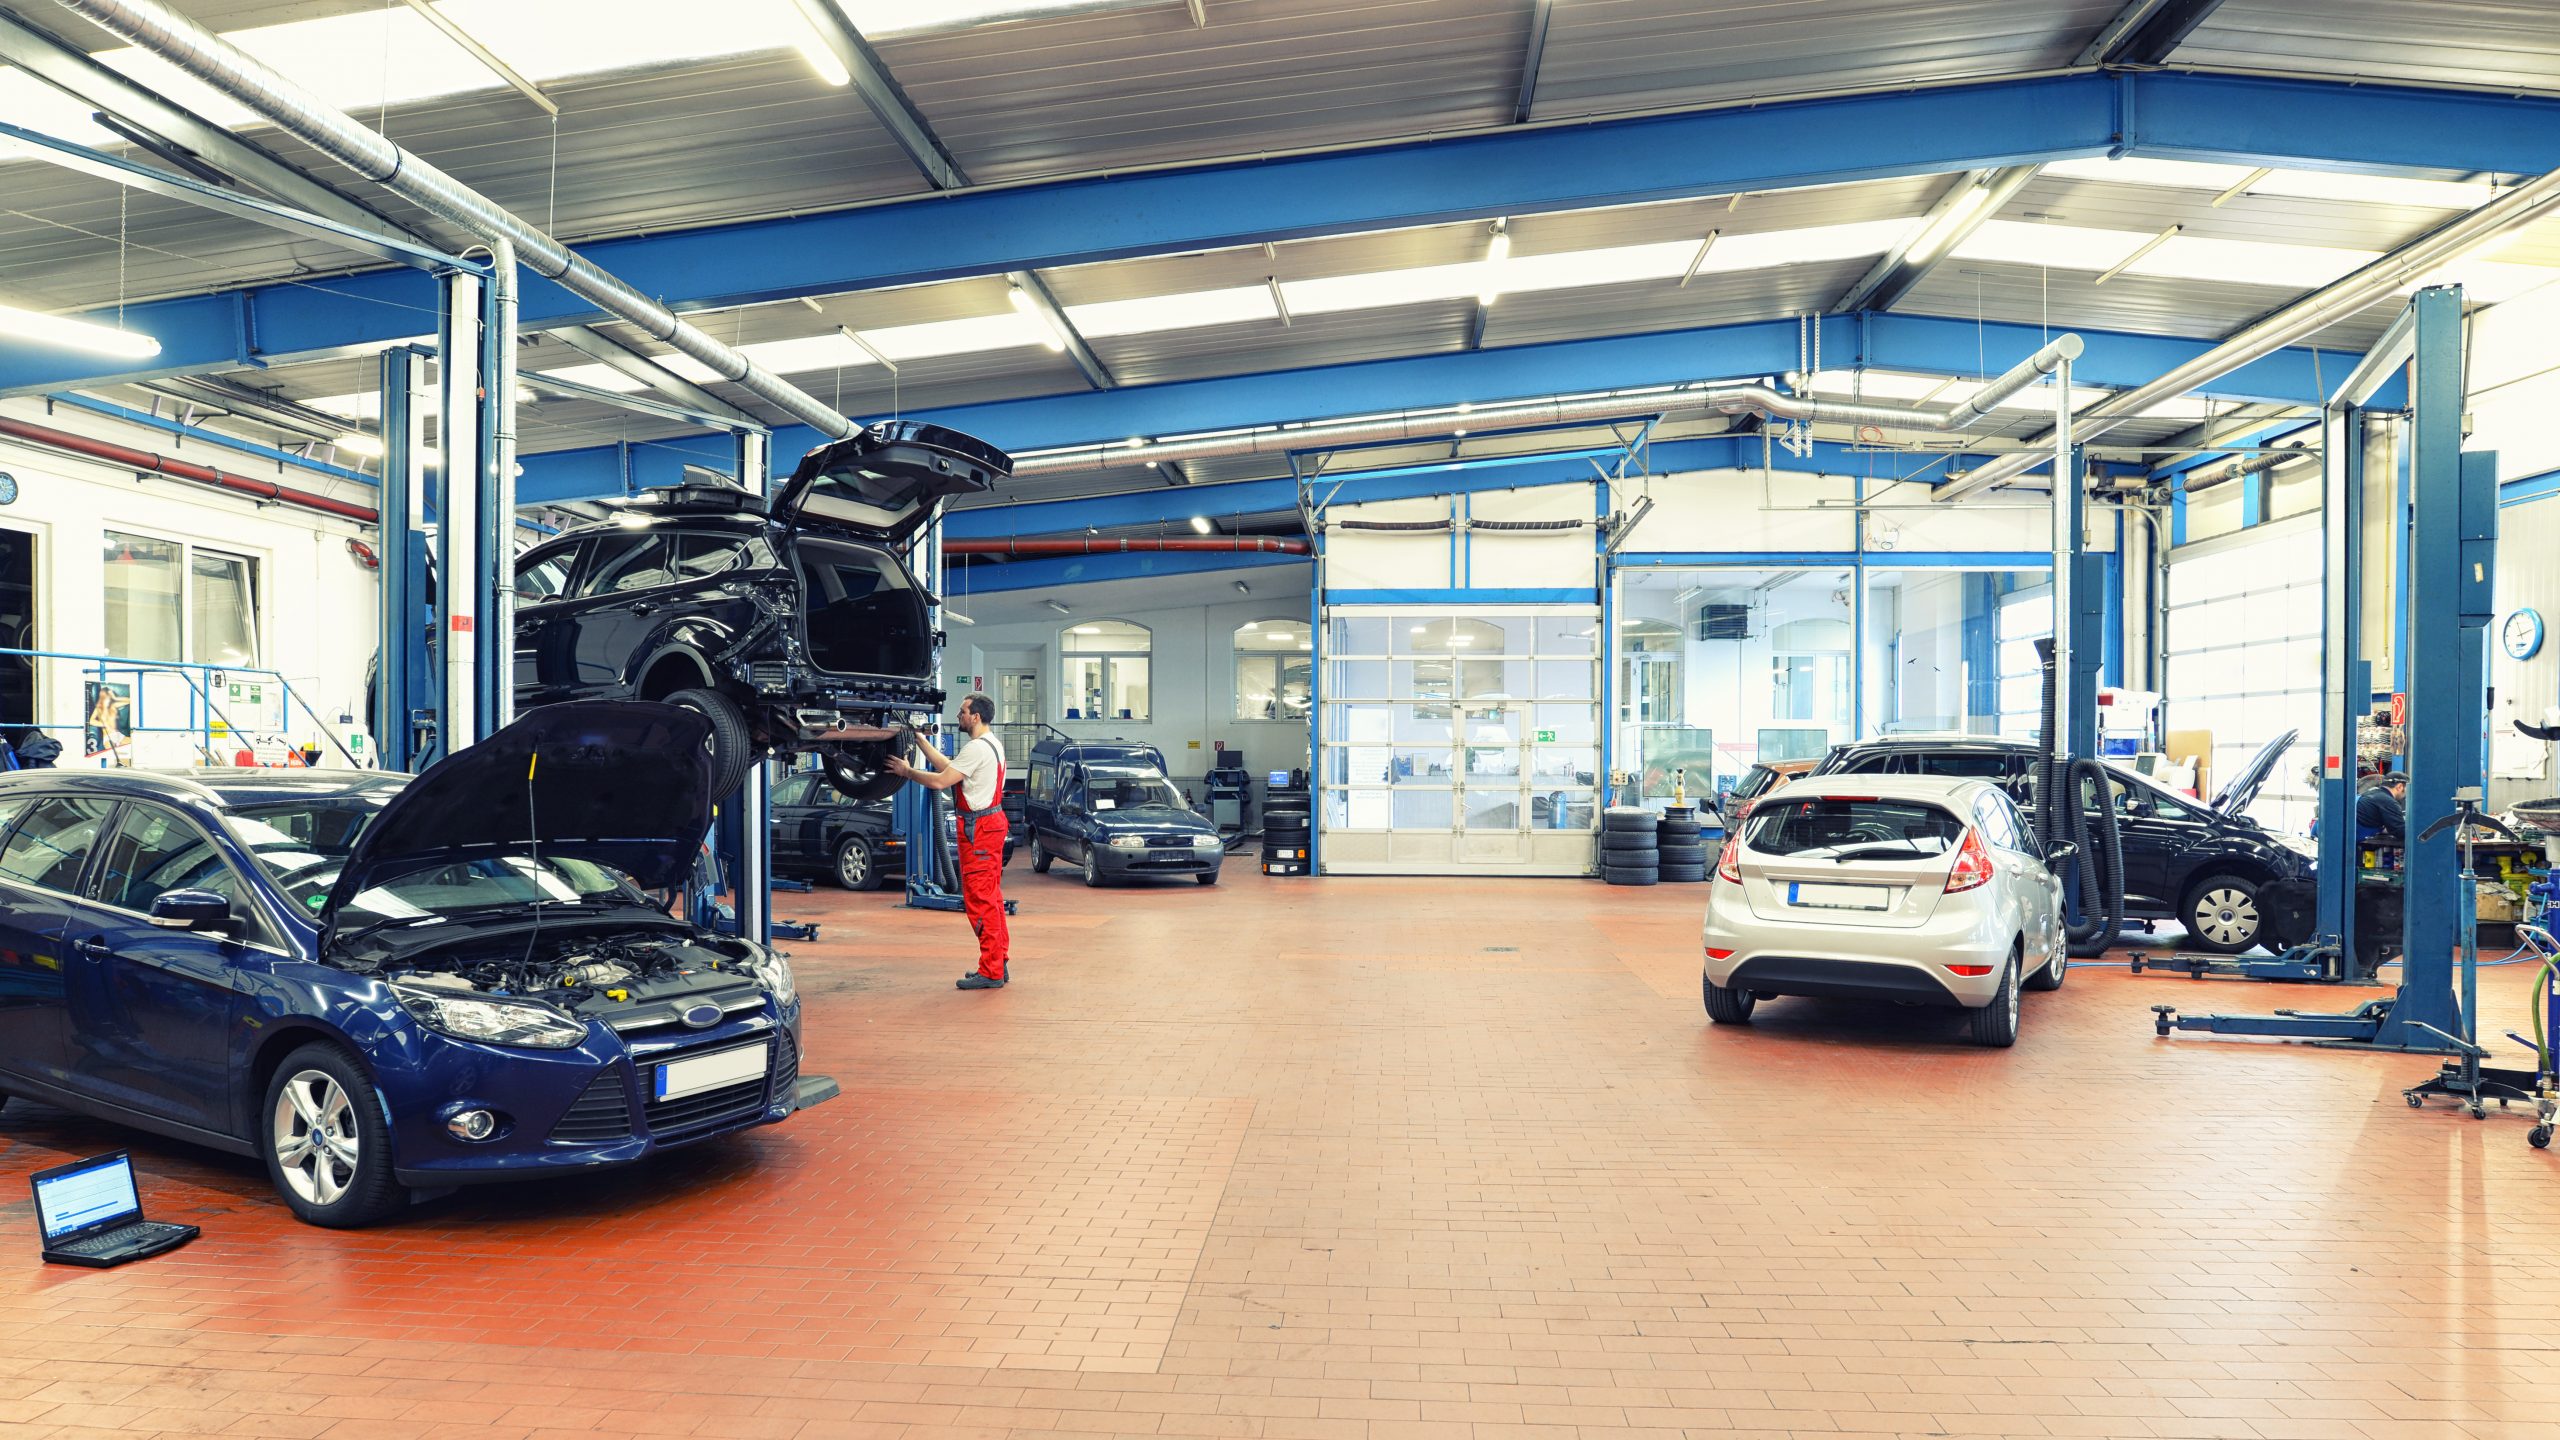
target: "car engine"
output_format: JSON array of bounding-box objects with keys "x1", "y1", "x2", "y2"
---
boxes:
[{"x1": 390, "y1": 930, "x2": 771, "y2": 1019}]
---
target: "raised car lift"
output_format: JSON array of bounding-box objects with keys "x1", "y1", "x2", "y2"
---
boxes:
[{"x1": 2153, "y1": 287, "x2": 2500, "y2": 1056}]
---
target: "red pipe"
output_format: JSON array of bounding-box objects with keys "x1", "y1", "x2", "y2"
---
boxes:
[
  {"x1": 944, "y1": 536, "x2": 1308, "y2": 556},
  {"x1": 0, "y1": 415, "x2": 379, "y2": 524}
]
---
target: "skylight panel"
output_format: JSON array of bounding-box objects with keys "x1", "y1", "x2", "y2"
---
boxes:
[
  {"x1": 2042, "y1": 155, "x2": 2491, "y2": 210},
  {"x1": 2041, "y1": 156, "x2": 2260, "y2": 192},
  {"x1": 97, "y1": 9, "x2": 488, "y2": 131},
  {"x1": 532, "y1": 365, "x2": 651, "y2": 394},
  {"x1": 736, "y1": 333, "x2": 874, "y2": 375},
  {"x1": 842, "y1": 0, "x2": 1127, "y2": 35},
  {"x1": 1066, "y1": 286, "x2": 1279, "y2": 338},
  {"x1": 1692, "y1": 219, "x2": 1918, "y2": 274},
  {"x1": 0, "y1": 70, "x2": 119, "y2": 149},
  {"x1": 2127, "y1": 234, "x2": 2378, "y2": 288},
  {"x1": 1951, "y1": 221, "x2": 2150, "y2": 272},
  {"x1": 1281, "y1": 261, "x2": 1480, "y2": 316},
  {"x1": 2416, "y1": 258, "x2": 2560, "y2": 305},
  {"x1": 434, "y1": 0, "x2": 805, "y2": 85},
  {"x1": 302, "y1": 392, "x2": 382, "y2": 421}
]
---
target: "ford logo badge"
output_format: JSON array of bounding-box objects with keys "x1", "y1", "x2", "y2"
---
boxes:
[{"x1": 679, "y1": 1003, "x2": 722, "y2": 1030}]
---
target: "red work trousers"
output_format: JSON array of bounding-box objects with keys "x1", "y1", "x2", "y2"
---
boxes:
[{"x1": 959, "y1": 810, "x2": 1010, "y2": 981}]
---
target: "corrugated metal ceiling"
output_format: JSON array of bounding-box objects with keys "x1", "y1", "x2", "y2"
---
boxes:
[{"x1": 2176, "y1": 0, "x2": 2560, "y2": 96}]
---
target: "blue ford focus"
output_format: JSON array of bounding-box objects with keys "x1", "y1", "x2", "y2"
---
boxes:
[{"x1": 0, "y1": 701, "x2": 820, "y2": 1227}]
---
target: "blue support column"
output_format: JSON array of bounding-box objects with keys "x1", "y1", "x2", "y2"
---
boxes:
[
  {"x1": 374, "y1": 345, "x2": 430, "y2": 772},
  {"x1": 2382, "y1": 287, "x2": 2469, "y2": 1051},
  {"x1": 2314, "y1": 405, "x2": 2367, "y2": 950},
  {"x1": 733, "y1": 429, "x2": 773, "y2": 947}
]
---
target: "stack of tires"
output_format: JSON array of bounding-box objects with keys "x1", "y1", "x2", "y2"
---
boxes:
[
  {"x1": 1601, "y1": 806, "x2": 1660, "y2": 885},
  {"x1": 1658, "y1": 805, "x2": 1709, "y2": 883},
  {"x1": 1262, "y1": 796, "x2": 1311, "y2": 876}
]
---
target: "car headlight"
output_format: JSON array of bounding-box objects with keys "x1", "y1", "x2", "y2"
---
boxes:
[
  {"x1": 1192, "y1": 836, "x2": 1221, "y2": 850},
  {"x1": 740, "y1": 946, "x2": 796, "y2": 1007},
  {"x1": 392, "y1": 983, "x2": 588, "y2": 1050},
  {"x1": 1109, "y1": 836, "x2": 1146, "y2": 849},
  {"x1": 2278, "y1": 834, "x2": 2317, "y2": 859}
]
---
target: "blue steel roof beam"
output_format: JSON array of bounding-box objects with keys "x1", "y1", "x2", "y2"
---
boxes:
[
  {"x1": 2076, "y1": 0, "x2": 2233, "y2": 66},
  {"x1": 519, "y1": 313, "x2": 2372, "y2": 502},
  {"x1": 790, "y1": 0, "x2": 971, "y2": 191},
  {"x1": 13, "y1": 70, "x2": 2560, "y2": 394}
]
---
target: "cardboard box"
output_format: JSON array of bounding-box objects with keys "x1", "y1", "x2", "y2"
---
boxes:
[{"x1": 2165, "y1": 727, "x2": 2214, "y2": 799}]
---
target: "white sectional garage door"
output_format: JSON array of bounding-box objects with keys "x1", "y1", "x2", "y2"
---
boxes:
[{"x1": 2162, "y1": 518, "x2": 2322, "y2": 833}]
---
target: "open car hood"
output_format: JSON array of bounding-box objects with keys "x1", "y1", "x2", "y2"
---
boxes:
[
  {"x1": 322, "y1": 702, "x2": 715, "y2": 939},
  {"x1": 777, "y1": 420, "x2": 1008, "y2": 546},
  {"x1": 2211, "y1": 728, "x2": 2298, "y2": 816}
]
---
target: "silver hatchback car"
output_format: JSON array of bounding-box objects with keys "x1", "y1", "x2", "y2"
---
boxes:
[{"x1": 1701, "y1": 775, "x2": 2068, "y2": 1047}]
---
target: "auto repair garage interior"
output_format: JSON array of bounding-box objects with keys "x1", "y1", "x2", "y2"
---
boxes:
[{"x1": 9, "y1": 0, "x2": 2560, "y2": 1434}]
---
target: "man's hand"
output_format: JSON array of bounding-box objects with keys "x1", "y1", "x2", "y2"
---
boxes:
[{"x1": 883, "y1": 754, "x2": 920, "y2": 781}]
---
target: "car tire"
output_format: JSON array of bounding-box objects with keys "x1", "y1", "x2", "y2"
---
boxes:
[
  {"x1": 1030, "y1": 836, "x2": 1053, "y2": 874},
  {"x1": 1196, "y1": 870, "x2": 1219, "y2": 886},
  {"x1": 1601, "y1": 806, "x2": 1656, "y2": 833},
  {"x1": 820, "y1": 748, "x2": 905, "y2": 803},
  {"x1": 261, "y1": 1043, "x2": 403, "y2": 1229},
  {"x1": 2025, "y1": 934, "x2": 2068, "y2": 991},
  {"x1": 1602, "y1": 865, "x2": 1658, "y2": 886},
  {"x1": 664, "y1": 687, "x2": 754, "y2": 798},
  {"x1": 1703, "y1": 974, "x2": 1756, "y2": 1025},
  {"x1": 1083, "y1": 857, "x2": 1106, "y2": 887},
  {"x1": 1659, "y1": 863, "x2": 1709, "y2": 882},
  {"x1": 1661, "y1": 820, "x2": 1703, "y2": 843},
  {"x1": 833, "y1": 836, "x2": 883, "y2": 892},
  {"x1": 1970, "y1": 954, "x2": 2022, "y2": 1049},
  {"x1": 2182, "y1": 875, "x2": 2265, "y2": 955},
  {"x1": 1601, "y1": 831, "x2": 1658, "y2": 853},
  {"x1": 1659, "y1": 843, "x2": 1708, "y2": 867}
]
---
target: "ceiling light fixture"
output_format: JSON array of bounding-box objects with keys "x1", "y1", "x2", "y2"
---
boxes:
[
  {"x1": 1903, "y1": 184, "x2": 1996, "y2": 266},
  {"x1": 783, "y1": 0, "x2": 852, "y2": 85},
  {"x1": 0, "y1": 302, "x2": 161, "y2": 359},
  {"x1": 1045, "y1": 600, "x2": 1071, "y2": 615},
  {"x1": 1477, "y1": 227, "x2": 1512, "y2": 307},
  {"x1": 1007, "y1": 284, "x2": 1068, "y2": 353},
  {"x1": 2095, "y1": 225, "x2": 2182, "y2": 286},
  {"x1": 334, "y1": 432, "x2": 385, "y2": 459},
  {"x1": 1677, "y1": 230, "x2": 1720, "y2": 288},
  {"x1": 1234, "y1": 581, "x2": 1251, "y2": 594},
  {"x1": 1189, "y1": 515, "x2": 1213, "y2": 535}
]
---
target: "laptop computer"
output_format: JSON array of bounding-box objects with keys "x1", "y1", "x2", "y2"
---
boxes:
[{"x1": 30, "y1": 1151, "x2": 199, "y2": 1268}]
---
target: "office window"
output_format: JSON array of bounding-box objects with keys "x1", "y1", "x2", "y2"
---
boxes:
[
  {"x1": 1062, "y1": 619, "x2": 1151, "y2": 722},
  {"x1": 1234, "y1": 619, "x2": 1312, "y2": 721},
  {"x1": 105, "y1": 532, "x2": 262, "y2": 666}
]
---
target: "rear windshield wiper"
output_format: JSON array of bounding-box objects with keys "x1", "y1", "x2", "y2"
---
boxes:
[{"x1": 1827, "y1": 842, "x2": 1941, "y2": 863}]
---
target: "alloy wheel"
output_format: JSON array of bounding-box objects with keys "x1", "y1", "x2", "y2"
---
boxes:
[
  {"x1": 837, "y1": 840, "x2": 870, "y2": 887},
  {"x1": 272, "y1": 1069, "x2": 361, "y2": 1207}
]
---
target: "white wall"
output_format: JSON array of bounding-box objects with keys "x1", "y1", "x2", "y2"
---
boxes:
[
  {"x1": 0, "y1": 399, "x2": 380, "y2": 766},
  {"x1": 955, "y1": 588, "x2": 1315, "y2": 785}
]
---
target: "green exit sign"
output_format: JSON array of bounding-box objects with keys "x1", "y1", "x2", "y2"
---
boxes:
[{"x1": 1533, "y1": 729, "x2": 1556, "y2": 743}]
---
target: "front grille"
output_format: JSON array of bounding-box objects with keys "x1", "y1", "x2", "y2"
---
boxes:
[
  {"x1": 642, "y1": 1038, "x2": 777, "y2": 1140},
  {"x1": 549, "y1": 1072, "x2": 635, "y2": 1145},
  {"x1": 1146, "y1": 834, "x2": 1196, "y2": 848}
]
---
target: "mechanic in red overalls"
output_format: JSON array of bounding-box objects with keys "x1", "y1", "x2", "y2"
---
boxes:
[{"x1": 885, "y1": 692, "x2": 1011, "y2": 990}]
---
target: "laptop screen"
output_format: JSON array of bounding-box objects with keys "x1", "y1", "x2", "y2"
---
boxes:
[{"x1": 32, "y1": 1153, "x2": 141, "y2": 1243}]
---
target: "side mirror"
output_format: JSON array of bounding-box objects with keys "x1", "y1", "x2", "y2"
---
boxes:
[
  {"x1": 2043, "y1": 841, "x2": 2078, "y2": 867},
  {"x1": 148, "y1": 889, "x2": 232, "y2": 931}
]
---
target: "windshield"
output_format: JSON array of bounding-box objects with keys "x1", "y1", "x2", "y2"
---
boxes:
[
  {"x1": 225, "y1": 798, "x2": 648, "y2": 927},
  {"x1": 1082, "y1": 769, "x2": 1187, "y2": 812},
  {"x1": 1742, "y1": 796, "x2": 1964, "y2": 860}
]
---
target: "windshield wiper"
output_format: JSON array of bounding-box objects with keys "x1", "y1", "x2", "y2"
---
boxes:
[{"x1": 1829, "y1": 843, "x2": 1938, "y2": 863}]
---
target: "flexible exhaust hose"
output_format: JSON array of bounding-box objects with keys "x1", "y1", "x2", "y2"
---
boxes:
[{"x1": 2032, "y1": 638, "x2": 2128, "y2": 956}]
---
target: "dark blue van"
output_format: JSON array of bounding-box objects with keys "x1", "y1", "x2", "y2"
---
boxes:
[{"x1": 1020, "y1": 737, "x2": 1224, "y2": 887}]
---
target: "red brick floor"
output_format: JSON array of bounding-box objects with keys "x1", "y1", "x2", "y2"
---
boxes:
[{"x1": 7, "y1": 863, "x2": 2560, "y2": 1438}]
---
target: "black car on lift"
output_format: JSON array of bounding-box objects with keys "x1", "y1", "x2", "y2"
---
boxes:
[
  {"x1": 768, "y1": 769, "x2": 1015, "y2": 891},
  {"x1": 1020, "y1": 738, "x2": 1225, "y2": 887},
  {"x1": 1805, "y1": 731, "x2": 2307, "y2": 954},
  {"x1": 508, "y1": 422, "x2": 1006, "y2": 800}
]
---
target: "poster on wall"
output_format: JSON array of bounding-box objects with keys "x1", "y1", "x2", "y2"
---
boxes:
[{"x1": 84, "y1": 680, "x2": 133, "y2": 765}]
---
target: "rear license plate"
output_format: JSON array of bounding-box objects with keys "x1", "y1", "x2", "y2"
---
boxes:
[
  {"x1": 656, "y1": 1043, "x2": 769, "y2": 1101},
  {"x1": 1788, "y1": 881, "x2": 1890, "y2": 912}
]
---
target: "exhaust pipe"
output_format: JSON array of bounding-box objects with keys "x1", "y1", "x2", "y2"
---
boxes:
[{"x1": 56, "y1": 0, "x2": 860, "y2": 445}]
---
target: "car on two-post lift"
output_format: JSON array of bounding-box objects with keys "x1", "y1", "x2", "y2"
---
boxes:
[{"x1": 474, "y1": 422, "x2": 1006, "y2": 799}]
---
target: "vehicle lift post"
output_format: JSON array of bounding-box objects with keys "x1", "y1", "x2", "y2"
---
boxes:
[
  {"x1": 2155, "y1": 287, "x2": 2497, "y2": 1049},
  {"x1": 902, "y1": 503, "x2": 1015, "y2": 917}
]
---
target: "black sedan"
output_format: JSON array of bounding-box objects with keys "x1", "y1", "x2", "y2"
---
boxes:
[{"x1": 770, "y1": 770, "x2": 1014, "y2": 891}]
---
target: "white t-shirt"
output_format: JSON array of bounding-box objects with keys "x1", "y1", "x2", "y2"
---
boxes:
[{"x1": 950, "y1": 732, "x2": 1004, "y2": 813}]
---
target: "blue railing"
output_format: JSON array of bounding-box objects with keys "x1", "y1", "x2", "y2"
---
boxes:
[{"x1": 0, "y1": 648, "x2": 362, "y2": 769}]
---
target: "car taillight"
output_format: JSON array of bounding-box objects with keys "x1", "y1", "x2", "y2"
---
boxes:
[
  {"x1": 1714, "y1": 833, "x2": 1743, "y2": 884},
  {"x1": 1705, "y1": 947, "x2": 1735, "y2": 961},
  {"x1": 1945, "y1": 964, "x2": 1995, "y2": 977},
  {"x1": 1944, "y1": 827, "x2": 1994, "y2": 893}
]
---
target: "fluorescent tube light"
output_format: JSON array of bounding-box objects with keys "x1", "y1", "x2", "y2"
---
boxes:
[
  {"x1": 1008, "y1": 284, "x2": 1069, "y2": 353},
  {"x1": 334, "y1": 432, "x2": 385, "y2": 459},
  {"x1": 1189, "y1": 515, "x2": 1213, "y2": 535},
  {"x1": 1903, "y1": 184, "x2": 1995, "y2": 265},
  {"x1": 1478, "y1": 229, "x2": 1512, "y2": 307},
  {"x1": 784, "y1": 0, "x2": 852, "y2": 85},
  {"x1": 0, "y1": 303, "x2": 161, "y2": 359}
]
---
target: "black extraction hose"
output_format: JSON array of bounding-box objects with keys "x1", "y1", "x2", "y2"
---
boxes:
[{"x1": 2032, "y1": 638, "x2": 2127, "y2": 956}]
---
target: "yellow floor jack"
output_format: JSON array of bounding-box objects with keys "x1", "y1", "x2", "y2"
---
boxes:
[{"x1": 2399, "y1": 792, "x2": 2560, "y2": 1145}]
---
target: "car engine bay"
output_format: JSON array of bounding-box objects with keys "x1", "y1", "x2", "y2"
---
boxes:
[{"x1": 385, "y1": 928, "x2": 776, "y2": 1026}]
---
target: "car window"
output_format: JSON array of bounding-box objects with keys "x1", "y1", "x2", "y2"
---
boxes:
[
  {"x1": 673, "y1": 533, "x2": 776, "y2": 581},
  {"x1": 576, "y1": 535, "x2": 675, "y2": 597},
  {"x1": 1973, "y1": 792, "x2": 2030, "y2": 853},
  {"x1": 1085, "y1": 768, "x2": 1184, "y2": 811},
  {"x1": 774, "y1": 774, "x2": 817, "y2": 806},
  {"x1": 0, "y1": 795, "x2": 115, "y2": 893},
  {"x1": 1921, "y1": 753, "x2": 2022, "y2": 779},
  {"x1": 1027, "y1": 762, "x2": 1053, "y2": 803},
  {"x1": 1743, "y1": 796, "x2": 1964, "y2": 860},
  {"x1": 91, "y1": 804, "x2": 277, "y2": 945},
  {"x1": 513, "y1": 544, "x2": 579, "y2": 602}
]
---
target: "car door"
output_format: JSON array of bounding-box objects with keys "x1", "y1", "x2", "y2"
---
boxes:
[
  {"x1": 561, "y1": 532, "x2": 676, "y2": 692},
  {"x1": 1976, "y1": 789, "x2": 2060, "y2": 959},
  {"x1": 1052, "y1": 777, "x2": 1090, "y2": 863},
  {"x1": 0, "y1": 791, "x2": 60, "y2": 1086},
  {"x1": 508, "y1": 540, "x2": 585, "y2": 708},
  {"x1": 770, "y1": 773, "x2": 821, "y2": 867},
  {"x1": 0, "y1": 793, "x2": 113, "y2": 1088},
  {"x1": 63, "y1": 801, "x2": 257, "y2": 1134},
  {"x1": 2109, "y1": 776, "x2": 2212, "y2": 916},
  {"x1": 668, "y1": 531, "x2": 773, "y2": 651}
]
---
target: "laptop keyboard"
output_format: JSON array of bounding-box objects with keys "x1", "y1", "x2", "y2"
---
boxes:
[{"x1": 55, "y1": 1222, "x2": 184, "y2": 1256}]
